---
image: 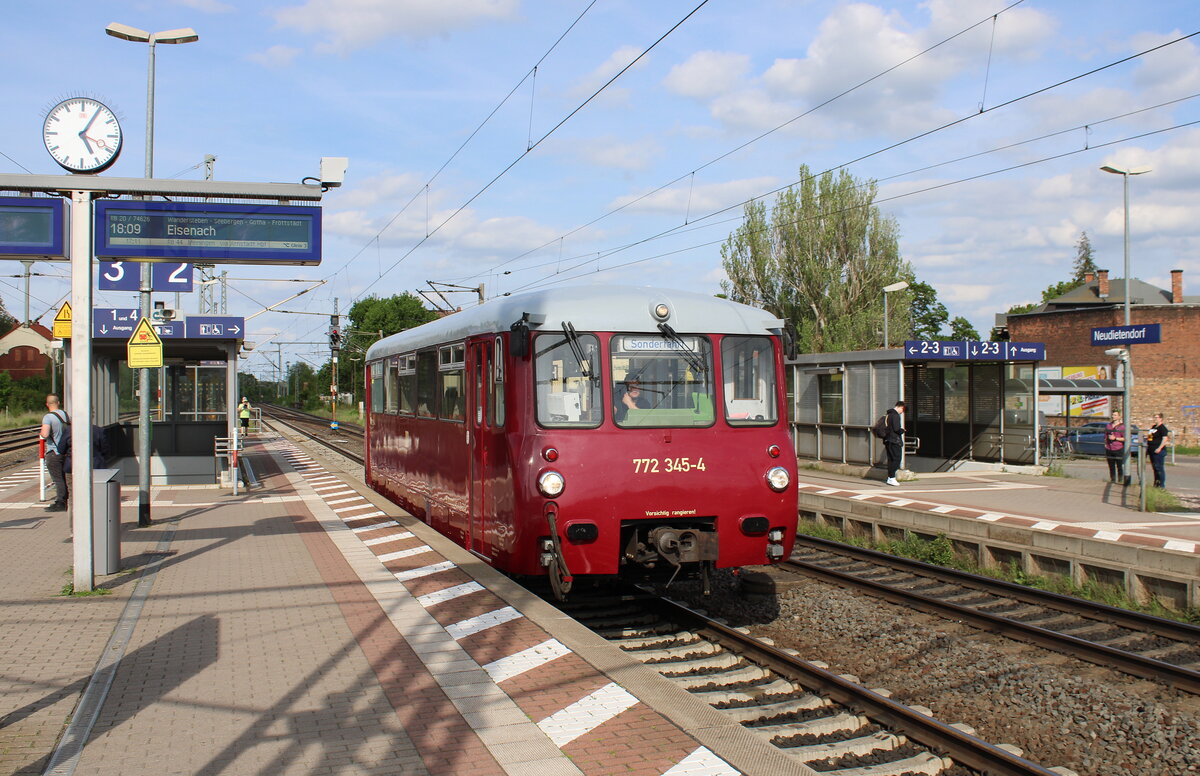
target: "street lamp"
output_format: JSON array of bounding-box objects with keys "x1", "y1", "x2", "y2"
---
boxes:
[
  {"x1": 1099, "y1": 163, "x2": 1150, "y2": 488},
  {"x1": 882, "y1": 280, "x2": 909, "y2": 348},
  {"x1": 106, "y1": 22, "x2": 198, "y2": 528}
]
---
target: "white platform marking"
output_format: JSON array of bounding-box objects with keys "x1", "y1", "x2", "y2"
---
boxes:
[
  {"x1": 536, "y1": 683, "x2": 640, "y2": 746},
  {"x1": 362, "y1": 531, "x2": 414, "y2": 546},
  {"x1": 978, "y1": 512, "x2": 1005, "y2": 522},
  {"x1": 417, "y1": 581, "x2": 485, "y2": 607},
  {"x1": 1165, "y1": 540, "x2": 1197, "y2": 553},
  {"x1": 446, "y1": 606, "x2": 522, "y2": 641},
  {"x1": 394, "y1": 561, "x2": 456, "y2": 581},
  {"x1": 343, "y1": 510, "x2": 386, "y2": 521},
  {"x1": 660, "y1": 747, "x2": 740, "y2": 776},
  {"x1": 377, "y1": 546, "x2": 432, "y2": 562},
  {"x1": 1094, "y1": 530, "x2": 1123, "y2": 541},
  {"x1": 483, "y1": 639, "x2": 571, "y2": 684},
  {"x1": 350, "y1": 520, "x2": 400, "y2": 533},
  {"x1": 1032, "y1": 520, "x2": 1060, "y2": 530}
]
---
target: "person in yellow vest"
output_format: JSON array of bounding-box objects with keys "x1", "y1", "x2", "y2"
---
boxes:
[{"x1": 238, "y1": 397, "x2": 253, "y2": 434}]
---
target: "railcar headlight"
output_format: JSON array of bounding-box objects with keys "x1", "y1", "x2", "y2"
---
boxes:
[
  {"x1": 768, "y1": 528, "x2": 785, "y2": 542},
  {"x1": 766, "y1": 466, "x2": 790, "y2": 492},
  {"x1": 538, "y1": 470, "x2": 566, "y2": 498}
]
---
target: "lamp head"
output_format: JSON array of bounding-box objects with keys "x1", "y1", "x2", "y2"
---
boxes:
[
  {"x1": 1100, "y1": 164, "x2": 1152, "y2": 176},
  {"x1": 883, "y1": 281, "x2": 910, "y2": 293}
]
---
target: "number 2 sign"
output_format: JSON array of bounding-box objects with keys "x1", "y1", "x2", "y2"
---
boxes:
[{"x1": 98, "y1": 262, "x2": 194, "y2": 293}]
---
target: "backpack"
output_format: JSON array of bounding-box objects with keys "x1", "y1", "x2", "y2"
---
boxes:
[
  {"x1": 872, "y1": 413, "x2": 890, "y2": 440},
  {"x1": 50, "y1": 410, "x2": 71, "y2": 455}
]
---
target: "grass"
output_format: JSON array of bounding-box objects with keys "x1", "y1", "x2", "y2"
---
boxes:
[
  {"x1": 0, "y1": 409, "x2": 47, "y2": 431},
  {"x1": 1043, "y1": 461, "x2": 1068, "y2": 478},
  {"x1": 798, "y1": 519, "x2": 1200, "y2": 625},
  {"x1": 1144, "y1": 486, "x2": 1184, "y2": 513},
  {"x1": 59, "y1": 582, "x2": 112, "y2": 597},
  {"x1": 1173, "y1": 445, "x2": 1200, "y2": 456}
]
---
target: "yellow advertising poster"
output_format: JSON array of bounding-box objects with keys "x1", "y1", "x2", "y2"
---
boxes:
[
  {"x1": 127, "y1": 317, "x2": 164, "y2": 369},
  {"x1": 1063, "y1": 365, "x2": 1111, "y2": 417}
]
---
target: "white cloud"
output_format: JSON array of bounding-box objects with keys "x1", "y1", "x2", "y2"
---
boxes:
[
  {"x1": 567, "y1": 45, "x2": 647, "y2": 102},
  {"x1": 274, "y1": 0, "x2": 520, "y2": 54},
  {"x1": 608, "y1": 176, "x2": 779, "y2": 216},
  {"x1": 247, "y1": 44, "x2": 302, "y2": 69},
  {"x1": 940, "y1": 283, "x2": 992, "y2": 303},
  {"x1": 576, "y1": 136, "x2": 661, "y2": 171},
  {"x1": 663, "y1": 51, "x2": 751, "y2": 99},
  {"x1": 173, "y1": 0, "x2": 235, "y2": 12}
]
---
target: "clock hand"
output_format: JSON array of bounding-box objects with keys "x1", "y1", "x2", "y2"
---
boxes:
[
  {"x1": 82, "y1": 107, "x2": 102, "y2": 135},
  {"x1": 79, "y1": 133, "x2": 94, "y2": 155}
]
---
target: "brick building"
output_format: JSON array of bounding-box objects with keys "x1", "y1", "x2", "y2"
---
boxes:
[
  {"x1": 0, "y1": 322, "x2": 53, "y2": 380},
  {"x1": 1001, "y1": 269, "x2": 1199, "y2": 445}
]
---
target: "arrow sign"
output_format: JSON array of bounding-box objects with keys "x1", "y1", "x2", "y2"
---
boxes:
[{"x1": 185, "y1": 315, "x2": 246, "y2": 339}]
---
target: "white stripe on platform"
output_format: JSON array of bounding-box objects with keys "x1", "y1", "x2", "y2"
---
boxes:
[
  {"x1": 333, "y1": 503, "x2": 375, "y2": 513},
  {"x1": 1094, "y1": 530, "x2": 1122, "y2": 541},
  {"x1": 394, "y1": 561, "x2": 456, "y2": 581},
  {"x1": 325, "y1": 497, "x2": 364, "y2": 506},
  {"x1": 350, "y1": 520, "x2": 400, "y2": 533},
  {"x1": 343, "y1": 510, "x2": 386, "y2": 521},
  {"x1": 978, "y1": 512, "x2": 1005, "y2": 522},
  {"x1": 1165, "y1": 540, "x2": 1198, "y2": 552},
  {"x1": 888, "y1": 499, "x2": 913, "y2": 507},
  {"x1": 660, "y1": 747, "x2": 740, "y2": 776},
  {"x1": 483, "y1": 639, "x2": 571, "y2": 684},
  {"x1": 816, "y1": 489, "x2": 839, "y2": 495},
  {"x1": 362, "y1": 531, "x2": 413, "y2": 546},
  {"x1": 1032, "y1": 520, "x2": 1059, "y2": 530},
  {"x1": 304, "y1": 475, "x2": 338, "y2": 483},
  {"x1": 851, "y1": 493, "x2": 875, "y2": 501},
  {"x1": 931, "y1": 505, "x2": 955, "y2": 514},
  {"x1": 377, "y1": 546, "x2": 432, "y2": 562},
  {"x1": 536, "y1": 683, "x2": 640, "y2": 747},
  {"x1": 446, "y1": 606, "x2": 522, "y2": 641},
  {"x1": 417, "y1": 581, "x2": 484, "y2": 608}
]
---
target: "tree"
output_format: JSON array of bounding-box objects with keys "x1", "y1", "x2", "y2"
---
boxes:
[
  {"x1": 1071, "y1": 231, "x2": 1097, "y2": 283},
  {"x1": 0, "y1": 295, "x2": 16, "y2": 332},
  {"x1": 721, "y1": 165, "x2": 911, "y2": 353},
  {"x1": 348, "y1": 293, "x2": 437, "y2": 345},
  {"x1": 947, "y1": 315, "x2": 980, "y2": 341},
  {"x1": 908, "y1": 281, "x2": 948, "y2": 340}
]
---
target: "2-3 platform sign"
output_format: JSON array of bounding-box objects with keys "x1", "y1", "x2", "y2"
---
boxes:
[
  {"x1": 905, "y1": 340, "x2": 1046, "y2": 361},
  {"x1": 98, "y1": 261, "x2": 194, "y2": 292}
]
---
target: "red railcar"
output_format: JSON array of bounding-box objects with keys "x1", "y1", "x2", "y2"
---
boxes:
[{"x1": 364, "y1": 285, "x2": 797, "y2": 597}]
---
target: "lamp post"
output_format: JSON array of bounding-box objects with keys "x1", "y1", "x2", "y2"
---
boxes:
[
  {"x1": 106, "y1": 22, "x2": 198, "y2": 527},
  {"x1": 1099, "y1": 164, "x2": 1150, "y2": 490},
  {"x1": 882, "y1": 280, "x2": 909, "y2": 348}
]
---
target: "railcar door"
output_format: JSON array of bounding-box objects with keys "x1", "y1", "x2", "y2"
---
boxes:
[{"x1": 468, "y1": 340, "x2": 490, "y2": 558}]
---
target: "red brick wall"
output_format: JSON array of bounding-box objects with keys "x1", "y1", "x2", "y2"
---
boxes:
[
  {"x1": 1009, "y1": 305, "x2": 1200, "y2": 446},
  {"x1": 0, "y1": 345, "x2": 50, "y2": 380}
]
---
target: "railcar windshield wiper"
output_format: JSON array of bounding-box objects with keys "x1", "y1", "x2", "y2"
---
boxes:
[
  {"x1": 657, "y1": 322, "x2": 706, "y2": 375},
  {"x1": 561, "y1": 321, "x2": 596, "y2": 380}
]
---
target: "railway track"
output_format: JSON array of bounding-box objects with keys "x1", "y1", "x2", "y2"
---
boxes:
[
  {"x1": 0, "y1": 412, "x2": 139, "y2": 457},
  {"x1": 560, "y1": 591, "x2": 1064, "y2": 776},
  {"x1": 258, "y1": 404, "x2": 365, "y2": 465},
  {"x1": 782, "y1": 535, "x2": 1200, "y2": 695}
]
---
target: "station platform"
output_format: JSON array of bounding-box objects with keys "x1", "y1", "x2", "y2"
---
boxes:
[{"x1": 0, "y1": 434, "x2": 814, "y2": 776}]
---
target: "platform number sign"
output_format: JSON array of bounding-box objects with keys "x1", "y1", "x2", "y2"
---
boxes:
[{"x1": 98, "y1": 262, "x2": 194, "y2": 293}]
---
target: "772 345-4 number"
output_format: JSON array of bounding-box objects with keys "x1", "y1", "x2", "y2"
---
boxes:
[{"x1": 633, "y1": 457, "x2": 706, "y2": 474}]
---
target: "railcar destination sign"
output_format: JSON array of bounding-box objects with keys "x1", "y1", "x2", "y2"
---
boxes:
[{"x1": 94, "y1": 201, "x2": 321, "y2": 265}]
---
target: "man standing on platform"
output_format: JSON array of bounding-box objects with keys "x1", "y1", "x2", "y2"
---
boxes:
[
  {"x1": 1146, "y1": 412, "x2": 1171, "y2": 489},
  {"x1": 885, "y1": 400, "x2": 906, "y2": 487},
  {"x1": 239, "y1": 397, "x2": 253, "y2": 435},
  {"x1": 39, "y1": 395, "x2": 69, "y2": 513}
]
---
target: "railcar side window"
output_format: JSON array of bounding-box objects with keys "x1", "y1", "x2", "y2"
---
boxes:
[
  {"x1": 370, "y1": 361, "x2": 385, "y2": 414},
  {"x1": 439, "y1": 343, "x2": 466, "y2": 422},
  {"x1": 385, "y1": 356, "x2": 400, "y2": 414},
  {"x1": 534, "y1": 333, "x2": 601, "y2": 428},
  {"x1": 416, "y1": 350, "x2": 437, "y2": 417},
  {"x1": 398, "y1": 354, "x2": 416, "y2": 414},
  {"x1": 610, "y1": 334, "x2": 714, "y2": 428},
  {"x1": 490, "y1": 336, "x2": 505, "y2": 428},
  {"x1": 720, "y1": 336, "x2": 778, "y2": 426}
]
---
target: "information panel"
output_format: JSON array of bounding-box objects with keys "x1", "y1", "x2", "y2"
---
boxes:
[
  {"x1": 94, "y1": 201, "x2": 321, "y2": 265},
  {"x1": 905, "y1": 340, "x2": 1045, "y2": 361},
  {"x1": 98, "y1": 261, "x2": 194, "y2": 292},
  {"x1": 0, "y1": 196, "x2": 66, "y2": 258}
]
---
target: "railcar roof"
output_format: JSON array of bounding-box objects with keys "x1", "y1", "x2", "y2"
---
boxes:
[{"x1": 366, "y1": 285, "x2": 784, "y2": 361}]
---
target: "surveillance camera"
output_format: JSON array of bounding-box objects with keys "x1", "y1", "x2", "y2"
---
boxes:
[
  {"x1": 320, "y1": 157, "x2": 348, "y2": 188},
  {"x1": 1104, "y1": 347, "x2": 1126, "y2": 357}
]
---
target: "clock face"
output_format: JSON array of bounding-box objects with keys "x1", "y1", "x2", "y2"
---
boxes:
[{"x1": 43, "y1": 98, "x2": 123, "y2": 174}]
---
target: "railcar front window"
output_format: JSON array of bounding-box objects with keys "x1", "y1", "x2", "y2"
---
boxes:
[
  {"x1": 534, "y1": 333, "x2": 602, "y2": 428},
  {"x1": 721, "y1": 336, "x2": 778, "y2": 426},
  {"x1": 611, "y1": 334, "x2": 714, "y2": 428}
]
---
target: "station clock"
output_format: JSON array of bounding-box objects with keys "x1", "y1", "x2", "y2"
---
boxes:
[{"x1": 43, "y1": 97, "x2": 123, "y2": 174}]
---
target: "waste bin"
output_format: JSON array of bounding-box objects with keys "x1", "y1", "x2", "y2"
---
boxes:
[{"x1": 92, "y1": 469, "x2": 121, "y2": 575}]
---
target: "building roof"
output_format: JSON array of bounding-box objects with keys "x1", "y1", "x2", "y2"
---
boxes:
[{"x1": 1045, "y1": 277, "x2": 1200, "y2": 309}]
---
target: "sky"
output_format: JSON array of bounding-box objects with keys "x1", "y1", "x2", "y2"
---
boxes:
[{"x1": 1, "y1": 0, "x2": 1198, "y2": 380}]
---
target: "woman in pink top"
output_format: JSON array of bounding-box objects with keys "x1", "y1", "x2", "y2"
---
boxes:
[{"x1": 1104, "y1": 410, "x2": 1126, "y2": 484}]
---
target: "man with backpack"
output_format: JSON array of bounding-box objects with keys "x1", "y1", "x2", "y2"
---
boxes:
[
  {"x1": 873, "y1": 400, "x2": 906, "y2": 486},
  {"x1": 39, "y1": 394, "x2": 70, "y2": 512}
]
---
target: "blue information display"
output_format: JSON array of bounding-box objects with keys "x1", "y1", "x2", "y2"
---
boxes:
[
  {"x1": 98, "y1": 261, "x2": 194, "y2": 292},
  {"x1": 92, "y1": 308, "x2": 183, "y2": 339},
  {"x1": 0, "y1": 196, "x2": 66, "y2": 258},
  {"x1": 1091, "y1": 323, "x2": 1161, "y2": 346},
  {"x1": 905, "y1": 340, "x2": 1045, "y2": 361},
  {"x1": 94, "y1": 201, "x2": 321, "y2": 265},
  {"x1": 185, "y1": 316, "x2": 245, "y2": 338}
]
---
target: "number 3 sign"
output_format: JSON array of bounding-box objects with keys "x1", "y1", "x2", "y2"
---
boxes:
[{"x1": 99, "y1": 262, "x2": 194, "y2": 293}]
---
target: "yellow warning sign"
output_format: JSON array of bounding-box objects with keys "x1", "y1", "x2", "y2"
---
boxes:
[
  {"x1": 127, "y1": 317, "x2": 164, "y2": 369},
  {"x1": 52, "y1": 302, "x2": 72, "y2": 339}
]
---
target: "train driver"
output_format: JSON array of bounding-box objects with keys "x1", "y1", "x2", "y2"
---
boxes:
[{"x1": 615, "y1": 379, "x2": 651, "y2": 422}]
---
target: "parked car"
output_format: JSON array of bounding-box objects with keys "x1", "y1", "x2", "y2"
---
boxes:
[{"x1": 1061, "y1": 422, "x2": 1141, "y2": 457}]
